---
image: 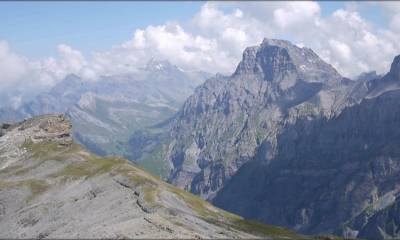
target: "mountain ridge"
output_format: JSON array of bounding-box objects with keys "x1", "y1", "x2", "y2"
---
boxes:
[{"x1": 0, "y1": 114, "x2": 305, "y2": 239}]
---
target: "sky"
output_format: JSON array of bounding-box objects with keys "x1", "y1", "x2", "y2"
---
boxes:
[
  {"x1": 0, "y1": 2, "x2": 204, "y2": 58},
  {"x1": 1, "y1": 1, "x2": 400, "y2": 108}
]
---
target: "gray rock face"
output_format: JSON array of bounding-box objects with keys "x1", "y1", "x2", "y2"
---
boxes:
[
  {"x1": 167, "y1": 38, "x2": 353, "y2": 199},
  {"x1": 214, "y1": 87, "x2": 400, "y2": 237},
  {"x1": 355, "y1": 196, "x2": 400, "y2": 239},
  {"x1": 0, "y1": 114, "x2": 302, "y2": 239},
  {"x1": 166, "y1": 38, "x2": 400, "y2": 239},
  {"x1": 234, "y1": 39, "x2": 341, "y2": 85}
]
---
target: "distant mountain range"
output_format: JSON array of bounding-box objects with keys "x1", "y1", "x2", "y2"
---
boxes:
[
  {"x1": 163, "y1": 38, "x2": 400, "y2": 239},
  {"x1": 0, "y1": 59, "x2": 210, "y2": 176}
]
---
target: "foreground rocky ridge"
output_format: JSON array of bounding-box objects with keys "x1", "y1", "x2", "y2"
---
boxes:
[
  {"x1": 0, "y1": 114, "x2": 302, "y2": 239},
  {"x1": 165, "y1": 38, "x2": 400, "y2": 239}
]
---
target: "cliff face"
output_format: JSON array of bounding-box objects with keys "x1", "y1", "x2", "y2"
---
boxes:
[
  {"x1": 0, "y1": 114, "x2": 302, "y2": 239},
  {"x1": 167, "y1": 38, "x2": 353, "y2": 200},
  {"x1": 214, "y1": 88, "x2": 400, "y2": 237}
]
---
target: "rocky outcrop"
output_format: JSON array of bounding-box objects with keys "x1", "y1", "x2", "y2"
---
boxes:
[{"x1": 0, "y1": 114, "x2": 302, "y2": 239}]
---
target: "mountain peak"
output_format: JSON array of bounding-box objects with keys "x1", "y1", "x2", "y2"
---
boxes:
[
  {"x1": 145, "y1": 58, "x2": 176, "y2": 72},
  {"x1": 261, "y1": 38, "x2": 293, "y2": 48},
  {"x1": 233, "y1": 38, "x2": 341, "y2": 83},
  {"x1": 389, "y1": 55, "x2": 400, "y2": 80}
]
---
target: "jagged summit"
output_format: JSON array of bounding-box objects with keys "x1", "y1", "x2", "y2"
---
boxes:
[
  {"x1": 363, "y1": 55, "x2": 400, "y2": 99},
  {"x1": 234, "y1": 38, "x2": 341, "y2": 84},
  {"x1": 388, "y1": 55, "x2": 400, "y2": 80},
  {"x1": 261, "y1": 38, "x2": 303, "y2": 50},
  {"x1": 145, "y1": 58, "x2": 177, "y2": 72}
]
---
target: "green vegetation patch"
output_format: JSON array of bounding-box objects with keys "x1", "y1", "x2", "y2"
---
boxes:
[
  {"x1": 0, "y1": 179, "x2": 49, "y2": 203},
  {"x1": 231, "y1": 219, "x2": 304, "y2": 239},
  {"x1": 19, "y1": 139, "x2": 166, "y2": 209},
  {"x1": 22, "y1": 139, "x2": 81, "y2": 161},
  {"x1": 0, "y1": 164, "x2": 24, "y2": 175},
  {"x1": 112, "y1": 162, "x2": 162, "y2": 208},
  {"x1": 139, "y1": 144, "x2": 170, "y2": 179},
  {"x1": 164, "y1": 182, "x2": 304, "y2": 239},
  {"x1": 25, "y1": 179, "x2": 49, "y2": 202},
  {"x1": 142, "y1": 185, "x2": 159, "y2": 207},
  {"x1": 50, "y1": 154, "x2": 126, "y2": 180},
  {"x1": 22, "y1": 140, "x2": 126, "y2": 180},
  {"x1": 167, "y1": 185, "x2": 220, "y2": 219}
]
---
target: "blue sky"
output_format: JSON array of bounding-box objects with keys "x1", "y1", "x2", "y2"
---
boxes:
[
  {"x1": 320, "y1": 1, "x2": 388, "y2": 27},
  {"x1": 0, "y1": 2, "x2": 203, "y2": 58},
  {"x1": 0, "y1": 1, "x2": 389, "y2": 59}
]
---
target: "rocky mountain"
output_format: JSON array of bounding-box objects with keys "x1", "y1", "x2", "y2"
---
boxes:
[
  {"x1": 0, "y1": 114, "x2": 305, "y2": 239},
  {"x1": 167, "y1": 38, "x2": 354, "y2": 199},
  {"x1": 213, "y1": 77, "x2": 400, "y2": 237},
  {"x1": 165, "y1": 38, "x2": 400, "y2": 239},
  {"x1": 0, "y1": 60, "x2": 209, "y2": 175},
  {"x1": 16, "y1": 74, "x2": 89, "y2": 117}
]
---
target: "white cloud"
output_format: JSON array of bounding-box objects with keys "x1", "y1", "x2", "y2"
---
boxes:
[
  {"x1": 0, "y1": 41, "x2": 30, "y2": 89},
  {"x1": 190, "y1": 3, "x2": 271, "y2": 63},
  {"x1": 88, "y1": 22, "x2": 234, "y2": 74},
  {"x1": 57, "y1": 44, "x2": 87, "y2": 74},
  {"x1": 329, "y1": 39, "x2": 352, "y2": 63},
  {"x1": 0, "y1": 42, "x2": 89, "y2": 107},
  {"x1": 316, "y1": 8, "x2": 400, "y2": 76},
  {"x1": 389, "y1": 13, "x2": 400, "y2": 32},
  {"x1": 273, "y1": 2, "x2": 320, "y2": 29}
]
